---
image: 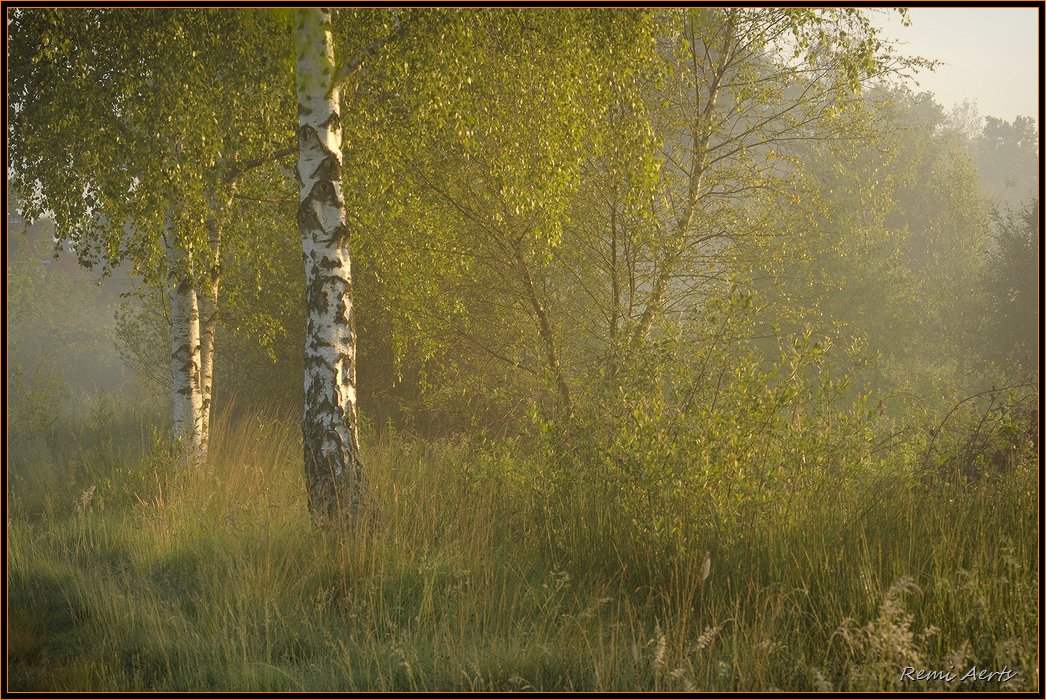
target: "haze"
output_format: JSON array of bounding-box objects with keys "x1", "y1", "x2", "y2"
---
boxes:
[{"x1": 877, "y1": 7, "x2": 1040, "y2": 122}]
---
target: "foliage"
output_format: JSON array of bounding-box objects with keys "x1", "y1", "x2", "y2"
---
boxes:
[
  {"x1": 8, "y1": 8, "x2": 294, "y2": 282},
  {"x1": 975, "y1": 115, "x2": 1039, "y2": 208},
  {"x1": 976, "y1": 200, "x2": 1039, "y2": 373}
]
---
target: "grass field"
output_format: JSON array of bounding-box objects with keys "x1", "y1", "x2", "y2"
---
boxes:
[{"x1": 7, "y1": 396, "x2": 1039, "y2": 692}]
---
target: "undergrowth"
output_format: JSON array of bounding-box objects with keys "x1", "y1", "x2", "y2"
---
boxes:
[{"x1": 6, "y1": 385, "x2": 1039, "y2": 692}]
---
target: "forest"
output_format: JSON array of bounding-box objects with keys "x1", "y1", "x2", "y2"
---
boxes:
[{"x1": 6, "y1": 7, "x2": 1040, "y2": 692}]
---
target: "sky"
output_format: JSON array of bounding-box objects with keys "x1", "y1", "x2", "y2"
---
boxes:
[{"x1": 873, "y1": 7, "x2": 1040, "y2": 123}]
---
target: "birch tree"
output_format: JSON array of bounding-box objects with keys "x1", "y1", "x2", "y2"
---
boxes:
[
  {"x1": 369, "y1": 9, "x2": 654, "y2": 416},
  {"x1": 165, "y1": 208, "x2": 206, "y2": 461},
  {"x1": 9, "y1": 9, "x2": 294, "y2": 462},
  {"x1": 545, "y1": 8, "x2": 929, "y2": 389},
  {"x1": 293, "y1": 8, "x2": 409, "y2": 522},
  {"x1": 345, "y1": 9, "x2": 927, "y2": 430},
  {"x1": 617, "y1": 9, "x2": 925, "y2": 356}
]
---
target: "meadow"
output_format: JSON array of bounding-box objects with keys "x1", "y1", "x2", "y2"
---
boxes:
[{"x1": 7, "y1": 389, "x2": 1038, "y2": 692}]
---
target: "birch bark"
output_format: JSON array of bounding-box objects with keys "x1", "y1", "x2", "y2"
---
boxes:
[
  {"x1": 199, "y1": 185, "x2": 235, "y2": 452},
  {"x1": 294, "y1": 8, "x2": 367, "y2": 522},
  {"x1": 165, "y1": 212, "x2": 205, "y2": 466},
  {"x1": 197, "y1": 266, "x2": 217, "y2": 449}
]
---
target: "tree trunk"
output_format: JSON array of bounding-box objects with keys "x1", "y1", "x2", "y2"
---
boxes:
[
  {"x1": 197, "y1": 274, "x2": 217, "y2": 448},
  {"x1": 294, "y1": 7, "x2": 367, "y2": 523},
  {"x1": 631, "y1": 14, "x2": 732, "y2": 347},
  {"x1": 199, "y1": 185, "x2": 235, "y2": 453},
  {"x1": 165, "y1": 216, "x2": 205, "y2": 466},
  {"x1": 606, "y1": 190, "x2": 622, "y2": 382},
  {"x1": 512, "y1": 243, "x2": 572, "y2": 411}
]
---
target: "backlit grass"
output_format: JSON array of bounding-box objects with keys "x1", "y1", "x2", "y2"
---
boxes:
[{"x1": 7, "y1": 398, "x2": 1038, "y2": 692}]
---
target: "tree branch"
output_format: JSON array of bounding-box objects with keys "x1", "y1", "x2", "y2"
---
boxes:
[
  {"x1": 232, "y1": 193, "x2": 296, "y2": 205},
  {"x1": 328, "y1": 16, "x2": 411, "y2": 97},
  {"x1": 228, "y1": 144, "x2": 296, "y2": 180}
]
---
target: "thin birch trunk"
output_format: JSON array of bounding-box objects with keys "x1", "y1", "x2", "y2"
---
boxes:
[
  {"x1": 165, "y1": 212, "x2": 205, "y2": 466},
  {"x1": 199, "y1": 184, "x2": 235, "y2": 451},
  {"x1": 631, "y1": 15, "x2": 733, "y2": 347},
  {"x1": 606, "y1": 190, "x2": 622, "y2": 382},
  {"x1": 512, "y1": 243, "x2": 572, "y2": 411},
  {"x1": 197, "y1": 273, "x2": 217, "y2": 448},
  {"x1": 294, "y1": 7, "x2": 367, "y2": 523}
]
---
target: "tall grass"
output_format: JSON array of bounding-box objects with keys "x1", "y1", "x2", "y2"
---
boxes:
[{"x1": 7, "y1": 395, "x2": 1038, "y2": 692}]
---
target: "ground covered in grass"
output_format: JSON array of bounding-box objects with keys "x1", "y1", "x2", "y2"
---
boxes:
[{"x1": 7, "y1": 396, "x2": 1039, "y2": 692}]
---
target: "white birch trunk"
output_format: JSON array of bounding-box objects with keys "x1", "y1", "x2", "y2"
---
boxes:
[
  {"x1": 199, "y1": 185, "x2": 234, "y2": 453},
  {"x1": 294, "y1": 8, "x2": 367, "y2": 522},
  {"x1": 198, "y1": 273, "x2": 216, "y2": 450},
  {"x1": 165, "y1": 214, "x2": 205, "y2": 466}
]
